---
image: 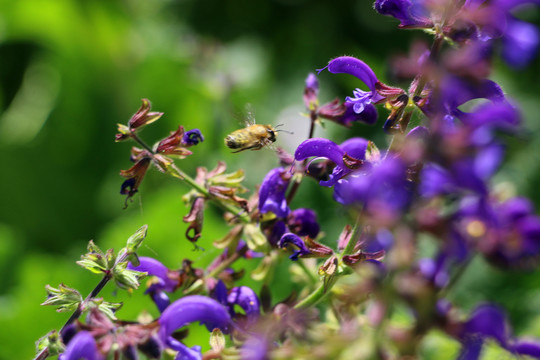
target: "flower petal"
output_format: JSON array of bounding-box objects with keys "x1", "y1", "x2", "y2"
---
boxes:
[
  {"x1": 61, "y1": 331, "x2": 101, "y2": 360},
  {"x1": 321, "y1": 56, "x2": 379, "y2": 91},
  {"x1": 295, "y1": 138, "x2": 345, "y2": 167}
]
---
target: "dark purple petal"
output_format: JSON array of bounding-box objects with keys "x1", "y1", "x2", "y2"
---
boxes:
[
  {"x1": 461, "y1": 305, "x2": 509, "y2": 346},
  {"x1": 374, "y1": 0, "x2": 413, "y2": 24},
  {"x1": 502, "y1": 18, "x2": 539, "y2": 68},
  {"x1": 213, "y1": 280, "x2": 229, "y2": 306},
  {"x1": 462, "y1": 101, "x2": 520, "y2": 133},
  {"x1": 342, "y1": 102, "x2": 379, "y2": 125},
  {"x1": 419, "y1": 163, "x2": 457, "y2": 197},
  {"x1": 510, "y1": 340, "x2": 540, "y2": 357},
  {"x1": 457, "y1": 337, "x2": 484, "y2": 360},
  {"x1": 227, "y1": 286, "x2": 261, "y2": 322},
  {"x1": 443, "y1": 77, "x2": 505, "y2": 115},
  {"x1": 128, "y1": 257, "x2": 177, "y2": 292},
  {"x1": 166, "y1": 338, "x2": 202, "y2": 360},
  {"x1": 287, "y1": 208, "x2": 320, "y2": 238},
  {"x1": 266, "y1": 220, "x2": 287, "y2": 247},
  {"x1": 159, "y1": 295, "x2": 231, "y2": 358},
  {"x1": 278, "y1": 233, "x2": 311, "y2": 261},
  {"x1": 499, "y1": 197, "x2": 535, "y2": 222},
  {"x1": 473, "y1": 143, "x2": 504, "y2": 179},
  {"x1": 305, "y1": 73, "x2": 319, "y2": 94},
  {"x1": 183, "y1": 129, "x2": 205, "y2": 146},
  {"x1": 334, "y1": 157, "x2": 410, "y2": 213},
  {"x1": 258, "y1": 168, "x2": 290, "y2": 218},
  {"x1": 452, "y1": 159, "x2": 488, "y2": 195},
  {"x1": 60, "y1": 331, "x2": 101, "y2": 360},
  {"x1": 151, "y1": 290, "x2": 171, "y2": 313},
  {"x1": 320, "y1": 56, "x2": 379, "y2": 91},
  {"x1": 339, "y1": 137, "x2": 369, "y2": 160},
  {"x1": 374, "y1": 0, "x2": 432, "y2": 27},
  {"x1": 294, "y1": 138, "x2": 345, "y2": 167}
]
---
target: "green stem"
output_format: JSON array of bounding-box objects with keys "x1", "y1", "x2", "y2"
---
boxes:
[
  {"x1": 184, "y1": 252, "x2": 243, "y2": 295},
  {"x1": 293, "y1": 214, "x2": 364, "y2": 310},
  {"x1": 132, "y1": 133, "x2": 251, "y2": 224},
  {"x1": 296, "y1": 259, "x2": 319, "y2": 284},
  {"x1": 33, "y1": 248, "x2": 135, "y2": 360},
  {"x1": 293, "y1": 281, "x2": 333, "y2": 309},
  {"x1": 167, "y1": 163, "x2": 251, "y2": 224}
]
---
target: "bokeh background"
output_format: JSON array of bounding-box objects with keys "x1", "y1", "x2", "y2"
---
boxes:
[{"x1": 0, "y1": 0, "x2": 540, "y2": 358}]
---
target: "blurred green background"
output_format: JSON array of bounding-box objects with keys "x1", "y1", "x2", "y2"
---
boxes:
[{"x1": 0, "y1": 0, "x2": 539, "y2": 358}]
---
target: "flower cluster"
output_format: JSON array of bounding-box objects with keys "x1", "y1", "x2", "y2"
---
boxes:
[{"x1": 36, "y1": 1, "x2": 540, "y2": 360}]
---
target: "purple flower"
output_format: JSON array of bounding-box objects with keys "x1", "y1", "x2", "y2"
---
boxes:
[
  {"x1": 458, "y1": 304, "x2": 540, "y2": 359},
  {"x1": 227, "y1": 286, "x2": 261, "y2": 323},
  {"x1": 183, "y1": 129, "x2": 205, "y2": 146},
  {"x1": 159, "y1": 295, "x2": 231, "y2": 360},
  {"x1": 453, "y1": 196, "x2": 540, "y2": 268},
  {"x1": 212, "y1": 281, "x2": 261, "y2": 325},
  {"x1": 501, "y1": 17, "x2": 539, "y2": 67},
  {"x1": 295, "y1": 137, "x2": 368, "y2": 187},
  {"x1": 339, "y1": 101, "x2": 379, "y2": 126},
  {"x1": 278, "y1": 233, "x2": 312, "y2": 261},
  {"x1": 287, "y1": 208, "x2": 320, "y2": 239},
  {"x1": 128, "y1": 257, "x2": 177, "y2": 292},
  {"x1": 60, "y1": 331, "x2": 101, "y2": 360},
  {"x1": 374, "y1": 0, "x2": 432, "y2": 28},
  {"x1": 258, "y1": 167, "x2": 290, "y2": 218},
  {"x1": 334, "y1": 156, "x2": 411, "y2": 214},
  {"x1": 491, "y1": 0, "x2": 540, "y2": 68},
  {"x1": 318, "y1": 56, "x2": 384, "y2": 116},
  {"x1": 128, "y1": 257, "x2": 178, "y2": 312}
]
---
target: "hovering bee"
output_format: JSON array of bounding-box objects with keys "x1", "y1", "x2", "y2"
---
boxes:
[
  {"x1": 225, "y1": 106, "x2": 288, "y2": 153},
  {"x1": 225, "y1": 123, "x2": 279, "y2": 153}
]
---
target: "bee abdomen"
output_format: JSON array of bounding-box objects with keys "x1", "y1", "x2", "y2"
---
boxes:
[{"x1": 225, "y1": 134, "x2": 243, "y2": 149}]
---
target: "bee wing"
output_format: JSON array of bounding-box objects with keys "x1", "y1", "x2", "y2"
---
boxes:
[{"x1": 244, "y1": 103, "x2": 256, "y2": 126}]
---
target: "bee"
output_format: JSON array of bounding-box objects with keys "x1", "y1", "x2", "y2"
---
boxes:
[
  {"x1": 225, "y1": 105, "x2": 291, "y2": 153},
  {"x1": 225, "y1": 123, "x2": 278, "y2": 153}
]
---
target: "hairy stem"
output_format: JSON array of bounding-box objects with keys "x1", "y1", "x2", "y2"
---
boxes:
[{"x1": 132, "y1": 133, "x2": 251, "y2": 224}]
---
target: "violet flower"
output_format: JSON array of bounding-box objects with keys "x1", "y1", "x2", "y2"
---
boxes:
[
  {"x1": 458, "y1": 304, "x2": 540, "y2": 359},
  {"x1": 227, "y1": 286, "x2": 261, "y2": 324},
  {"x1": 374, "y1": 0, "x2": 432, "y2": 28},
  {"x1": 333, "y1": 156, "x2": 411, "y2": 214},
  {"x1": 212, "y1": 281, "x2": 261, "y2": 326},
  {"x1": 183, "y1": 129, "x2": 205, "y2": 146},
  {"x1": 491, "y1": 0, "x2": 540, "y2": 68},
  {"x1": 158, "y1": 295, "x2": 231, "y2": 360},
  {"x1": 287, "y1": 208, "x2": 320, "y2": 239},
  {"x1": 456, "y1": 196, "x2": 540, "y2": 268},
  {"x1": 259, "y1": 167, "x2": 290, "y2": 218},
  {"x1": 318, "y1": 56, "x2": 384, "y2": 122},
  {"x1": 278, "y1": 233, "x2": 312, "y2": 261},
  {"x1": 295, "y1": 137, "x2": 368, "y2": 187},
  {"x1": 128, "y1": 257, "x2": 178, "y2": 312},
  {"x1": 60, "y1": 331, "x2": 101, "y2": 360},
  {"x1": 304, "y1": 72, "x2": 379, "y2": 126}
]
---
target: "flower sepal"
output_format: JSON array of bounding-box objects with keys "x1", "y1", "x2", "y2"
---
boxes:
[{"x1": 41, "y1": 284, "x2": 83, "y2": 313}]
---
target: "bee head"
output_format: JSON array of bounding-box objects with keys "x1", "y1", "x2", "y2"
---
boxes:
[{"x1": 265, "y1": 125, "x2": 277, "y2": 142}]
